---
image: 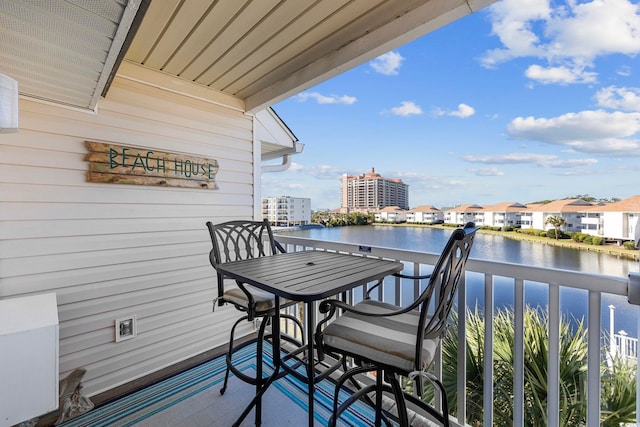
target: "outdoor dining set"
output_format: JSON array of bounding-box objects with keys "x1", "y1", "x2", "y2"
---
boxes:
[{"x1": 206, "y1": 219, "x2": 478, "y2": 427}]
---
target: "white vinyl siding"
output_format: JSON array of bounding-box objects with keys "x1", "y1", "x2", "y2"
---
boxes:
[{"x1": 0, "y1": 76, "x2": 255, "y2": 396}]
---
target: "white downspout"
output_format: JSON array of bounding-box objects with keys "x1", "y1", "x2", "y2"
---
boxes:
[
  {"x1": 261, "y1": 153, "x2": 292, "y2": 173},
  {"x1": 252, "y1": 117, "x2": 262, "y2": 220},
  {"x1": 261, "y1": 142, "x2": 303, "y2": 174}
]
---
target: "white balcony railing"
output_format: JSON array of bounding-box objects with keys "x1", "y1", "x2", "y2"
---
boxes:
[
  {"x1": 612, "y1": 331, "x2": 638, "y2": 361},
  {"x1": 274, "y1": 234, "x2": 636, "y2": 427}
]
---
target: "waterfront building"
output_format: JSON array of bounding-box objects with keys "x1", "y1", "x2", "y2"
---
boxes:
[
  {"x1": 580, "y1": 204, "x2": 607, "y2": 237},
  {"x1": 406, "y1": 205, "x2": 444, "y2": 224},
  {"x1": 523, "y1": 198, "x2": 594, "y2": 233},
  {"x1": 445, "y1": 204, "x2": 484, "y2": 226},
  {"x1": 431, "y1": 196, "x2": 639, "y2": 245},
  {"x1": 387, "y1": 196, "x2": 640, "y2": 245},
  {"x1": 482, "y1": 202, "x2": 527, "y2": 228},
  {"x1": 262, "y1": 196, "x2": 311, "y2": 227},
  {"x1": 581, "y1": 196, "x2": 640, "y2": 243},
  {"x1": 341, "y1": 168, "x2": 409, "y2": 210},
  {"x1": 374, "y1": 206, "x2": 408, "y2": 223},
  {"x1": 519, "y1": 203, "x2": 540, "y2": 229}
]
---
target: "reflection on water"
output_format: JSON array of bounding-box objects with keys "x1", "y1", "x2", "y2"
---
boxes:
[{"x1": 283, "y1": 226, "x2": 639, "y2": 335}]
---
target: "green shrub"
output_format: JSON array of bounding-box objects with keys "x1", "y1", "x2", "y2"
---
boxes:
[
  {"x1": 571, "y1": 233, "x2": 589, "y2": 242},
  {"x1": 584, "y1": 236, "x2": 593, "y2": 244},
  {"x1": 517, "y1": 228, "x2": 545, "y2": 236},
  {"x1": 591, "y1": 236, "x2": 604, "y2": 245},
  {"x1": 502, "y1": 226, "x2": 514, "y2": 232},
  {"x1": 623, "y1": 241, "x2": 637, "y2": 250}
]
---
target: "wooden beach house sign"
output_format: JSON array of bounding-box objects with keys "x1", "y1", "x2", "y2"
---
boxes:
[{"x1": 85, "y1": 141, "x2": 219, "y2": 189}]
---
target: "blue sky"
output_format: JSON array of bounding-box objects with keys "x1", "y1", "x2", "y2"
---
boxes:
[{"x1": 263, "y1": 0, "x2": 640, "y2": 210}]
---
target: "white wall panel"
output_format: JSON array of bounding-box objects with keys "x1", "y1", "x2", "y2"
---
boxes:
[
  {"x1": 0, "y1": 216, "x2": 253, "y2": 240},
  {"x1": 0, "y1": 75, "x2": 257, "y2": 396}
]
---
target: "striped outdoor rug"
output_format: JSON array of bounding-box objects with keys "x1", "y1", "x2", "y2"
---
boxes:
[{"x1": 59, "y1": 342, "x2": 382, "y2": 426}]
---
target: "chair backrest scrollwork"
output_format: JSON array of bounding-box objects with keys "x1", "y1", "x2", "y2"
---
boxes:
[{"x1": 206, "y1": 219, "x2": 278, "y2": 304}]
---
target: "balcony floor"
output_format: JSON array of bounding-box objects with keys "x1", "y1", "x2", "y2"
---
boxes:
[{"x1": 57, "y1": 342, "x2": 384, "y2": 427}]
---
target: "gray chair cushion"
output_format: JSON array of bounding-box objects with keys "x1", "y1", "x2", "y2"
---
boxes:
[
  {"x1": 322, "y1": 299, "x2": 438, "y2": 372},
  {"x1": 223, "y1": 283, "x2": 293, "y2": 313}
]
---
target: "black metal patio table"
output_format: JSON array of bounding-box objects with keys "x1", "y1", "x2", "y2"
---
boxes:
[{"x1": 215, "y1": 249, "x2": 404, "y2": 427}]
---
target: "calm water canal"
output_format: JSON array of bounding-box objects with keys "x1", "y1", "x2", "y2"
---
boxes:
[{"x1": 281, "y1": 225, "x2": 640, "y2": 336}]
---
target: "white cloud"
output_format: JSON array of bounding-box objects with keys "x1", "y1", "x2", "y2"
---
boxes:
[
  {"x1": 280, "y1": 182, "x2": 304, "y2": 189},
  {"x1": 370, "y1": 51, "x2": 405, "y2": 75},
  {"x1": 472, "y1": 167, "x2": 505, "y2": 176},
  {"x1": 429, "y1": 179, "x2": 466, "y2": 190},
  {"x1": 389, "y1": 101, "x2": 423, "y2": 116},
  {"x1": 271, "y1": 163, "x2": 348, "y2": 180},
  {"x1": 481, "y1": 0, "x2": 551, "y2": 68},
  {"x1": 449, "y1": 103, "x2": 476, "y2": 118},
  {"x1": 525, "y1": 64, "x2": 597, "y2": 85},
  {"x1": 464, "y1": 153, "x2": 557, "y2": 164},
  {"x1": 545, "y1": 0, "x2": 640, "y2": 60},
  {"x1": 307, "y1": 164, "x2": 346, "y2": 179},
  {"x1": 434, "y1": 103, "x2": 476, "y2": 118},
  {"x1": 595, "y1": 86, "x2": 640, "y2": 111},
  {"x1": 617, "y1": 65, "x2": 632, "y2": 77},
  {"x1": 546, "y1": 158, "x2": 598, "y2": 168},
  {"x1": 396, "y1": 171, "x2": 466, "y2": 192},
  {"x1": 482, "y1": 0, "x2": 640, "y2": 85},
  {"x1": 464, "y1": 153, "x2": 598, "y2": 168},
  {"x1": 295, "y1": 91, "x2": 357, "y2": 105},
  {"x1": 507, "y1": 110, "x2": 640, "y2": 156}
]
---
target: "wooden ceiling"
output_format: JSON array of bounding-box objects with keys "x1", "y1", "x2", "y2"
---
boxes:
[
  {"x1": 0, "y1": 0, "x2": 140, "y2": 110},
  {"x1": 1, "y1": 0, "x2": 496, "y2": 113}
]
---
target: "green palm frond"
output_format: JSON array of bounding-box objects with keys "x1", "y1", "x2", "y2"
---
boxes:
[
  {"x1": 601, "y1": 351, "x2": 637, "y2": 426},
  {"x1": 432, "y1": 305, "x2": 635, "y2": 426}
]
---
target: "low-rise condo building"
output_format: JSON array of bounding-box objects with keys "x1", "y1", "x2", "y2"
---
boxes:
[
  {"x1": 262, "y1": 196, "x2": 311, "y2": 227},
  {"x1": 445, "y1": 204, "x2": 484, "y2": 226},
  {"x1": 406, "y1": 205, "x2": 444, "y2": 224},
  {"x1": 522, "y1": 199, "x2": 594, "y2": 233},
  {"x1": 359, "y1": 196, "x2": 638, "y2": 245},
  {"x1": 375, "y1": 206, "x2": 408, "y2": 223},
  {"x1": 581, "y1": 196, "x2": 640, "y2": 243},
  {"x1": 482, "y1": 202, "x2": 527, "y2": 228},
  {"x1": 430, "y1": 196, "x2": 639, "y2": 245}
]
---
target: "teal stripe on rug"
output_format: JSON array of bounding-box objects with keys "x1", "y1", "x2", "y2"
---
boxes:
[{"x1": 58, "y1": 342, "x2": 389, "y2": 427}]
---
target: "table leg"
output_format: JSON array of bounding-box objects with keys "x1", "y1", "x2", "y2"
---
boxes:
[
  {"x1": 306, "y1": 302, "x2": 316, "y2": 426},
  {"x1": 255, "y1": 331, "x2": 263, "y2": 426}
]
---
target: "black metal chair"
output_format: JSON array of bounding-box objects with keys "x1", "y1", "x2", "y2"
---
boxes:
[
  {"x1": 315, "y1": 222, "x2": 478, "y2": 427},
  {"x1": 206, "y1": 219, "x2": 303, "y2": 424}
]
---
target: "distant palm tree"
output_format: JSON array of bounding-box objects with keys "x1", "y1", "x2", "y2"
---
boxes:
[{"x1": 545, "y1": 215, "x2": 566, "y2": 239}]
